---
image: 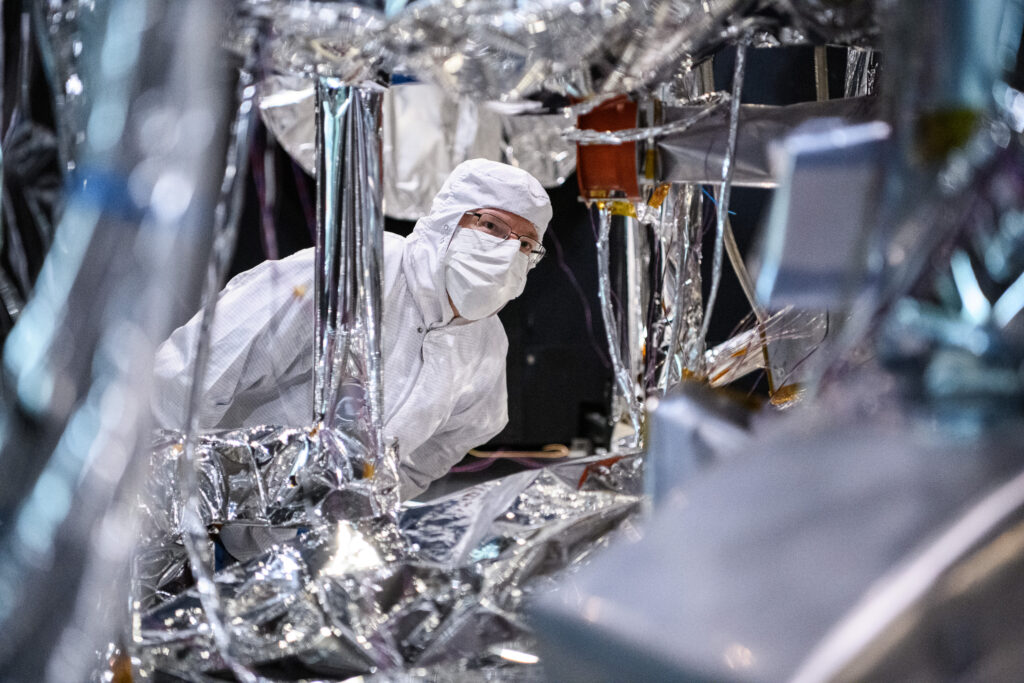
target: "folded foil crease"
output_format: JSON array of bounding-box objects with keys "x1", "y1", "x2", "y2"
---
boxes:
[
  {"x1": 135, "y1": 451, "x2": 642, "y2": 679},
  {"x1": 313, "y1": 82, "x2": 386, "y2": 467},
  {"x1": 259, "y1": 76, "x2": 571, "y2": 219},
  {"x1": 135, "y1": 426, "x2": 401, "y2": 611},
  {"x1": 386, "y1": 0, "x2": 640, "y2": 102},
  {"x1": 242, "y1": 0, "x2": 879, "y2": 111},
  {"x1": 652, "y1": 184, "x2": 706, "y2": 393},
  {"x1": 656, "y1": 96, "x2": 879, "y2": 187},
  {"x1": 704, "y1": 307, "x2": 828, "y2": 388},
  {"x1": 500, "y1": 113, "x2": 577, "y2": 188}
]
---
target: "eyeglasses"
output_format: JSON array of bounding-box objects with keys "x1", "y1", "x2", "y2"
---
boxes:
[{"x1": 464, "y1": 211, "x2": 546, "y2": 267}]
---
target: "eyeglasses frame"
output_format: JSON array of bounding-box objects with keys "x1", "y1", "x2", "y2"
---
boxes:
[{"x1": 464, "y1": 210, "x2": 546, "y2": 267}]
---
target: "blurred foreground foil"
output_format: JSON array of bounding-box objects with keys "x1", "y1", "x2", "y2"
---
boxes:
[{"x1": 135, "y1": 451, "x2": 642, "y2": 679}]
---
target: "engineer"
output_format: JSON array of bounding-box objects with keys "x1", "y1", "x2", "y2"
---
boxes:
[{"x1": 152, "y1": 159, "x2": 552, "y2": 499}]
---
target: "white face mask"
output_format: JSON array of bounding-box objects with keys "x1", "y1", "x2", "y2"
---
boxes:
[{"x1": 444, "y1": 227, "x2": 529, "y2": 320}]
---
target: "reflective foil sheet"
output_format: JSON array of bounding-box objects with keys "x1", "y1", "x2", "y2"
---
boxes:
[
  {"x1": 386, "y1": 0, "x2": 640, "y2": 101},
  {"x1": 381, "y1": 84, "x2": 504, "y2": 219},
  {"x1": 656, "y1": 97, "x2": 880, "y2": 187},
  {"x1": 135, "y1": 452, "x2": 643, "y2": 679},
  {"x1": 598, "y1": 0, "x2": 752, "y2": 95},
  {"x1": 259, "y1": 73, "x2": 317, "y2": 175},
  {"x1": 314, "y1": 81, "x2": 388, "y2": 468},
  {"x1": 595, "y1": 204, "x2": 644, "y2": 447},
  {"x1": 136, "y1": 425, "x2": 400, "y2": 611},
  {"x1": 501, "y1": 112, "x2": 576, "y2": 188},
  {"x1": 239, "y1": 0, "x2": 392, "y2": 82},
  {"x1": 259, "y1": 75, "x2": 572, "y2": 218},
  {"x1": 652, "y1": 184, "x2": 706, "y2": 392},
  {"x1": 704, "y1": 307, "x2": 828, "y2": 393}
]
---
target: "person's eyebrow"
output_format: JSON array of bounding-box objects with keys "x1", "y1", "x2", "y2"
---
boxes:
[{"x1": 476, "y1": 209, "x2": 537, "y2": 238}]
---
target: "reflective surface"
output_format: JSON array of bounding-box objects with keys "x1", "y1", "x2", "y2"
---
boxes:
[
  {"x1": 135, "y1": 450, "x2": 642, "y2": 678},
  {"x1": 314, "y1": 80, "x2": 386, "y2": 465}
]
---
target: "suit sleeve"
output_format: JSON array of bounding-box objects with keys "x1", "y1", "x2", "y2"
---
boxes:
[{"x1": 150, "y1": 248, "x2": 315, "y2": 430}]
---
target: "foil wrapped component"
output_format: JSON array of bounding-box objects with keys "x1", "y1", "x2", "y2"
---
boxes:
[
  {"x1": 500, "y1": 112, "x2": 576, "y2": 188},
  {"x1": 136, "y1": 425, "x2": 400, "y2": 609},
  {"x1": 598, "y1": 0, "x2": 752, "y2": 96},
  {"x1": 563, "y1": 93, "x2": 728, "y2": 145},
  {"x1": 135, "y1": 453, "x2": 643, "y2": 679},
  {"x1": 655, "y1": 96, "x2": 880, "y2": 187},
  {"x1": 259, "y1": 76, "x2": 572, "y2": 217},
  {"x1": 381, "y1": 83, "x2": 504, "y2": 219},
  {"x1": 654, "y1": 184, "x2": 706, "y2": 391},
  {"x1": 386, "y1": 0, "x2": 640, "y2": 102},
  {"x1": 236, "y1": 0, "x2": 392, "y2": 83},
  {"x1": 259, "y1": 73, "x2": 318, "y2": 175},
  {"x1": 313, "y1": 82, "x2": 387, "y2": 458}
]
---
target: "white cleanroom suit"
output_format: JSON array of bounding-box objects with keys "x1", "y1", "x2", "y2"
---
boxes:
[{"x1": 152, "y1": 159, "x2": 552, "y2": 499}]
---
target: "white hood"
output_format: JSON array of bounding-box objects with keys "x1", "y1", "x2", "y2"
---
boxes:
[{"x1": 401, "y1": 158, "x2": 553, "y2": 325}]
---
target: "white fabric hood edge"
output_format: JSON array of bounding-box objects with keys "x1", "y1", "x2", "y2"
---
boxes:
[{"x1": 401, "y1": 158, "x2": 552, "y2": 326}]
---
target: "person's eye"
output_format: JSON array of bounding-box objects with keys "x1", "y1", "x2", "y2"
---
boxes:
[
  {"x1": 481, "y1": 220, "x2": 502, "y2": 233},
  {"x1": 519, "y1": 239, "x2": 532, "y2": 252}
]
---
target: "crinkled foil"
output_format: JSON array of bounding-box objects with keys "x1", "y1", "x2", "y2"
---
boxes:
[
  {"x1": 259, "y1": 73, "x2": 318, "y2": 175},
  {"x1": 386, "y1": 0, "x2": 640, "y2": 102},
  {"x1": 135, "y1": 425, "x2": 400, "y2": 611},
  {"x1": 134, "y1": 452, "x2": 643, "y2": 679},
  {"x1": 314, "y1": 81, "x2": 387, "y2": 463},
  {"x1": 501, "y1": 112, "x2": 576, "y2": 188},
  {"x1": 598, "y1": 0, "x2": 752, "y2": 96},
  {"x1": 844, "y1": 47, "x2": 878, "y2": 98},
  {"x1": 239, "y1": 0, "x2": 392, "y2": 83},
  {"x1": 654, "y1": 184, "x2": 706, "y2": 392}
]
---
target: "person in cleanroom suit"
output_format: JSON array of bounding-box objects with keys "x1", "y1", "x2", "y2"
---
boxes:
[{"x1": 152, "y1": 159, "x2": 552, "y2": 499}]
